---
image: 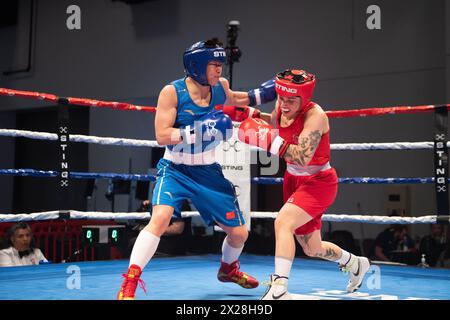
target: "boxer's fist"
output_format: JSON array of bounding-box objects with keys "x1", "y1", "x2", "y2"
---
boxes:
[
  {"x1": 248, "y1": 78, "x2": 276, "y2": 106},
  {"x1": 180, "y1": 110, "x2": 232, "y2": 145},
  {"x1": 238, "y1": 118, "x2": 289, "y2": 157},
  {"x1": 218, "y1": 105, "x2": 261, "y2": 122}
]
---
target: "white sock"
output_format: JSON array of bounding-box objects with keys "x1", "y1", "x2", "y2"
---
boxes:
[
  {"x1": 274, "y1": 256, "x2": 293, "y2": 279},
  {"x1": 221, "y1": 237, "x2": 243, "y2": 264},
  {"x1": 335, "y1": 250, "x2": 358, "y2": 273},
  {"x1": 335, "y1": 250, "x2": 351, "y2": 265},
  {"x1": 129, "y1": 230, "x2": 160, "y2": 269}
]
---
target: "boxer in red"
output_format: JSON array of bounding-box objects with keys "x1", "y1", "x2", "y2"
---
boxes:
[{"x1": 234, "y1": 69, "x2": 371, "y2": 300}]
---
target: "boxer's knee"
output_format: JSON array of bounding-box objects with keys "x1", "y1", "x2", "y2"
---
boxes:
[
  {"x1": 225, "y1": 225, "x2": 248, "y2": 246},
  {"x1": 274, "y1": 215, "x2": 297, "y2": 234},
  {"x1": 144, "y1": 205, "x2": 173, "y2": 237}
]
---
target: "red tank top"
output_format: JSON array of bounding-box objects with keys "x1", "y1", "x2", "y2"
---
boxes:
[{"x1": 276, "y1": 102, "x2": 330, "y2": 166}]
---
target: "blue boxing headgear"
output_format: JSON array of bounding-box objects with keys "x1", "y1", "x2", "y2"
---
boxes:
[{"x1": 183, "y1": 41, "x2": 226, "y2": 86}]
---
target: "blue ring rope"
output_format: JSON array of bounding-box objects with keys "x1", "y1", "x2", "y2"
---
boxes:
[
  {"x1": 0, "y1": 169, "x2": 441, "y2": 184},
  {"x1": 252, "y1": 177, "x2": 436, "y2": 185},
  {"x1": 0, "y1": 169, "x2": 155, "y2": 181}
]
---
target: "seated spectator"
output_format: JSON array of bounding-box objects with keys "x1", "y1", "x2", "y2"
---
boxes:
[
  {"x1": 0, "y1": 222, "x2": 48, "y2": 267},
  {"x1": 374, "y1": 225, "x2": 417, "y2": 264},
  {"x1": 436, "y1": 226, "x2": 450, "y2": 268},
  {"x1": 419, "y1": 224, "x2": 446, "y2": 267}
]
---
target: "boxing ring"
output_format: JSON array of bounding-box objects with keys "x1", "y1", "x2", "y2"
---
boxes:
[{"x1": 1, "y1": 87, "x2": 450, "y2": 300}]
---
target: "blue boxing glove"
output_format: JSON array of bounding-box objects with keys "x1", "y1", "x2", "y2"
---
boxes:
[
  {"x1": 248, "y1": 78, "x2": 276, "y2": 106},
  {"x1": 178, "y1": 110, "x2": 232, "y2": 153}
]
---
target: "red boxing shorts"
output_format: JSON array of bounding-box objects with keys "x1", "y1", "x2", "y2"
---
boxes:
[{"x1": 283, "y1": 167, "x2": 338, "y2": 235}]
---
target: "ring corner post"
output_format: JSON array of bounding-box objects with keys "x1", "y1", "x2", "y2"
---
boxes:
[
  {"x1": 57, "y1": 98, "x2": 71, "y2": 212},
  {"x1": 433, "y1": 105, "x2": 449, "y2": 225}
]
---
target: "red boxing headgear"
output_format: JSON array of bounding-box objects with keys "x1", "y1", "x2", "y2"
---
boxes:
[{"x1": 275, "y1": 69, "x2": 316, "y2": 107}]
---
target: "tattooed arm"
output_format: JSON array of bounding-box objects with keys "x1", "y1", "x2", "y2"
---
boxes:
[{"x1": 283, "y1": 107, "x2": 329, "y2": 166}]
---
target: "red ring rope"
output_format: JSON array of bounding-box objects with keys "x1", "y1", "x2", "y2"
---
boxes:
[{"x1": 1, "y1": 87, "x2": 449, "y2": 118}]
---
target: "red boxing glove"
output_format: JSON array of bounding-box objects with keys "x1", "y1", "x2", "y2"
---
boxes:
[
  {"x1": 216, "y1": 105, "x2": 261, "y2": 122},
  {"x1": 238, "y1": 118, "x2": 290, "y2": 157}
]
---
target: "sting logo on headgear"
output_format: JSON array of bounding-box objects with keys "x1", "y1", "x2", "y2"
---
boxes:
[
  {"x1": 275, "y1": 84, "x2": 298, "y2": 94},
  {"x1": 183, "y1": 39, "x2": 226, "y2": 86},
  {"x1": 275, "y1": 69, "x2": 316, "y2": 107}
]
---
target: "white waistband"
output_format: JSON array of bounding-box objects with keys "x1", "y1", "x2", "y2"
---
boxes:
[
  {"x1": 163, "y1": 147, "x2": 217, "y2": 165},
  {"x1": 286, "y1": 162, "x2": 331, "y2": 176}
]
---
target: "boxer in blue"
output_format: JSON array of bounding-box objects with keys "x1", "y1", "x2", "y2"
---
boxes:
[{"x1": 118, "y1": 38, "x2": 276, "y2": 299}]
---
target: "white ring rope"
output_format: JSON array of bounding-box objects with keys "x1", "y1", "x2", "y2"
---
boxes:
[
  {"x1": 0, "y1": 129, "x2": 446, "y2": 151},
  {"x1": 0, "y1": 129, "x2": 161, "y2": 148},
  {"x1": 247, "y1": 212, "x2": 441, "y2": 224},
  {"x1": 0, "y1": 210, "x2": 446, "y2": 224},
  {"x1": 0, "y1": 211, "x2": 61, "y2": 222},
  {"x1": 330, "y1": 142, "x2": 437, "y2": 151}
]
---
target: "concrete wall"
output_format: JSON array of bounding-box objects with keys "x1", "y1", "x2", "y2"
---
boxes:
[{"x1": 0, "y1": 0, "x2": 448, "y2": 242}]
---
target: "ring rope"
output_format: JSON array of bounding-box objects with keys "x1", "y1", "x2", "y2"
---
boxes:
[
  {"x1": 0, "y1": 129, "x2": 161, "y2": 148},
  {"x1": 0, "y1": 169, "x2": 155, "y2": 181},
  {"x1": 1, "y1": 87, "x2": 449, "y2": 118},
  {"x1": 0, "y1": 169, "x2": 443, "y2": 185},
  {"x1": 0, "y1": 88, "x2": 156, "y2": 113},
  {"x1": 330, "y1": 142, "x2": 439, "y2": 151},
  {"x1": 0, "y1": 210, "x2": 446, "y2": 224},
  {"x1": 325, "y1": 105, "x2": 447, "y2": 118},
  {"x1": 0, "y1": 129, "x2": 445, "y2": 151},
  {"x1": 251, "y1": 212, "x2": 443, "y2": 224},
  {"x1": 253, "y1": 177, "x2": 440, "y2": 185}
]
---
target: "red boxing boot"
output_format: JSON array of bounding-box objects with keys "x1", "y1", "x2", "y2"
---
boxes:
[
  {"x1": 117, "y1": 264, "x2": 146, "y2": 300},
  {"x1": 217, "y1": 260, "x2": 259, "y2": 289}
]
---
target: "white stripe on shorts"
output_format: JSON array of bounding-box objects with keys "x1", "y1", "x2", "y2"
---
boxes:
[{"x1": 156, "y1": 165, "x2": 166, "y2": 204}]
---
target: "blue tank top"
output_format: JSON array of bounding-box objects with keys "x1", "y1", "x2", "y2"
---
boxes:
[
  {"x1": 171, "y1": 77, "x2": 226, "y2": 128},
  {"x1": 166, "y1": 78, "x2": 227, "y2": 157}
]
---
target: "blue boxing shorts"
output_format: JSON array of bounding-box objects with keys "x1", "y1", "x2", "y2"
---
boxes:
[{"x1": 151, "y1": 158, "x2": 245, "y2": 227}]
